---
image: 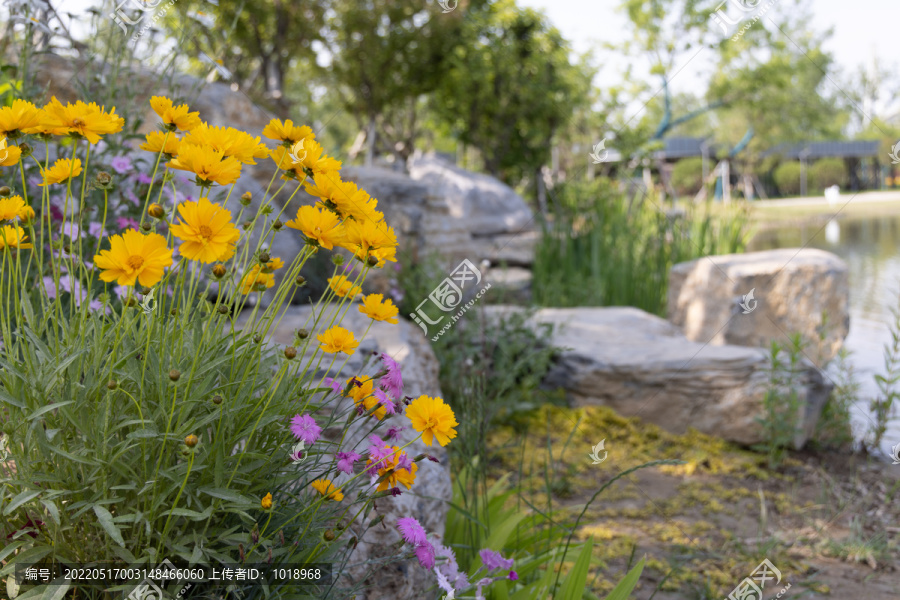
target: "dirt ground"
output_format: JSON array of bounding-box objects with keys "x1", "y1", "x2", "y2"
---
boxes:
[{"x1": 487, "y1": 405, "x2": 900, "y2": 600}]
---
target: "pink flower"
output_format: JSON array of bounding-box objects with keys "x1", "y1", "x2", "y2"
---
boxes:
[
  {"x1": 479, "y1": 549, "x2": 514, "y2": 571},
  {"x1": 117, "y1": 216, "x2": 139, "y2": 230},
  {"x1": 323, "y1": 377, "x2": 343, "y2": 394},
  {"x1": 385, "y1": 425, "x2": 405, "y2": 441},
  {"x1": 289, "y1": 413, "x2": 322, "y2": 445},
  {"x1": 414, "y1": 542, "x2": 435, "y2": 569},
  {"x1": 366, "y1": 442, "x2": 392, "y2": 475},
  {"x1": 373, "y1": 389, "x2": 396, "y2": 415},
  {"x1": 137, "y1": 173, "x2": 154, "y2": 185},
  {"x1": 508, "y1": 571, "x2": 518, "y2": 581},
  {"x1": 110, "y1": 156, "x2": 132, "y2": 174},
  {"x1": 379, "y1": 353, "x2": 403, "y2": 399},
  {"x1": 396, "y1": 517, "x2": 427, "y2": 546},
  {"x1": 336, "y1": 451, "x2": 361, "y2": 475}
]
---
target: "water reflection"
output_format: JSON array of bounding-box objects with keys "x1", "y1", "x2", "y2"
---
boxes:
[{"x1": 749, "y1": 216, "x2": 900, "y2": 455}]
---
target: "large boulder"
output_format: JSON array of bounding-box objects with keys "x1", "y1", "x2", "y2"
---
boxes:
[
  {"x1": 240, "y1": 304, "x2": 452, "y2": 600},
  {"x1": 667, "y1": 249, "x2": 850, "y2": 363},
  {"x1": 485, "y1": 306, "x2": 832, "y2": 447}
]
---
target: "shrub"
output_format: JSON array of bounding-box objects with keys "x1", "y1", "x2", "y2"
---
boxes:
[
  {"x1": 809, "y1": 157, "x2": 847, "y2": 191},
  {"x1": 773, "y1": 162, "x2": 802, "y2": 196},
  {"x1": 0, "y1": 95, "x2": 450, "y2": 599},
  {"x1": 669, "y1": 157, "x2": 705, "y2": 197}
]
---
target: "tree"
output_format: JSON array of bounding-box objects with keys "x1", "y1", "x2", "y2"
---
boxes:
[{"x1": 431, "y1": 0, "x2": 589, "y2": 184}]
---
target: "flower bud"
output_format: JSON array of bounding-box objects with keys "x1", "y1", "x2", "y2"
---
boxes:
[
  {"x1": 148, "y1": 203, "x2": 165, "y2": 219},
  {"x1": 140, "y1": 287, "x2": 151, "y2": 295},
  {"x1": 141, "y1": 222, "x2": 152, "y2": 232},
  {"x1": 260, "y1": 205, "x2": 273, "y2": 215},
  {"x1": 62, "y1": 244, "x2": 71, "y2": 254},
  {"x1": 125, "y1": 297, "x2": 137, "y2": 307},
  {"x1": 297, "y1": 329, "x2": 309, "y2": 340},
  {"x1": 331, "y1": 254, "x2": 344, "y2": 266},
  {"x1": 272, "y1": 220, "x2": 283, "y2": 231},
  {"x1": 0, "y1": 186, "x2": 10, "y2": 197},
  {"x1": 251, "y1": 528, "x2": 259, "y2": 544},
  {"x1": 217, "y1": 304, "x2": 229, "y2": 315},
  {"x1": 259, "y1": 252, "x2": 270, "y2": 263},
  {"x1": 367, "y1": 255, "x2": 379, "y2": 267},
  {"x1": 295, "y1": 276, "x2": 306, "y2": 287},
  {"x1": 253, "y1": 333, "x2": 263, "y2": 343},
  {"x1": 95, "y1": 171, "x2": 112, "y2": 187},
  {"x1": 170, "y1": 308, "x2": 177, "y2": 316},
  {"x1": 169, "y1": 369, "x2": 181, "y2": 382},
  {"x1": 18, "y1": 143, "x2": 32, "y2": 157},
  {"x1": 184, "y1": 434, "x2": 199, "y2": 447},
  {"x1": 107, "y1": 380, "x2": 118, "y2": 390},
  {"x1": 212, "y1": 264, "x2": 227, "y2": 278},
  {"x1": 323, "y1": 530, "x2": 335, "y2": 541},
  {"x1": 369, "y1": 515, "x2": 384, "y2": 527},
  {"x1": 243, "y1": 220, "x2": 252, "y2": 231},
  {"x1": 241, "y1": 191, "x2": 252, "y2": 205},
  {"x1": 284, "y1": 346, "x2": 297, "y2": 360},
  {"x1": 212, "y1": 395, "x2": 223, "y2": 405}
]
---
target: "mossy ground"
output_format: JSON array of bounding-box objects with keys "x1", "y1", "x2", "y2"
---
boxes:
[{"x1": 486, "y1": 405, "x2": 900, "y2": 599}]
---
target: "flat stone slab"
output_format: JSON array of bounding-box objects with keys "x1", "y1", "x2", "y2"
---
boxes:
[{"x1": 485, "y1": 306, "x2": 831, "y2": 447}]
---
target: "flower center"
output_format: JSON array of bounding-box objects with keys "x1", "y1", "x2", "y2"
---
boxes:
[
  {"x1": 72, "y1": 118, "x2": 85, "y2": 127},
  {"x1": 198, "y1": 225, "x2": 213, "y2": 239},
  {"x1": 126, "y1": 255, "x2": 144, "y2": 271}
]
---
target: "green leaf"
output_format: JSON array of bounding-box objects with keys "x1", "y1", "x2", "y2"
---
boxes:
[
  {"x1": 25, "y1": 401, "x2": 75, "y2": 421},
  {"x1": 166, "y1": 506, "x2": 213, "y2": 521},
  {"x1": 39, "y1": 500, "x2": 60, "y2": 525},
  {"x1": 92, "y1": 505, "x2": 126, "y2": 547},
  {"x1": 39, "y1": 582, "x2": 71, "y2": 600},
  {"x1": 198, "y1": 487, "x2": 256, "y2": 505},
  {"x1": 602, "y1": 557, "x2": 645, "y2": 600},
  {"x1": 4, "y1": 490, "x2": 42, "y2": 515},
  {"x1": 557, "y1": 537, "x2": 594, "y2": 600}
]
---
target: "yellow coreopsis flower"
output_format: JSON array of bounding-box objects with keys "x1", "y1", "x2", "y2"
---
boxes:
[
  {"x1": 406, "y1": 395, "x2": 458, "y2": 447},
  {"x1": 93, "y1": 230, "x2": 174, "y2": 287},
  {"x1": 182, "y1": 123, "x2": 268, "y2": 165},
  {"x1": 262, "y1": 118, "x2": 314, "y2": 144},
  {"x1": 327, "y1": 275, "x2": 361, "y2": 298},
  {"x1": 261, "y1": 492, "x2": 273, "y2": 510},
  {"x1": 139, "y1": 131, "x2": 181, "y2": 157},
  {"x1": 239, "y1": 265, "x2": 275, "y2": 294},
  {"x1": 358, "y1": 294, "x2": 399, "y2": 324},
  {"x1": 0, "y1": 137, "x2": 21, "y2": 167},
  {"x1": 170, "y1": 197, "x2": 240, "y2": 263},
  {"x1": 40, "y1": 158, "x2": 82, "y2": 186},
  {"x1": 343, "y1": 218, "x2": 398, "y2": 263},
  {"x1": 0, "y1": 225, "x2": 33, "y2": 250},
  {"x1": 344, "y1": 376, "x2": 388, "y2": 420},
  {"x1": 149, "y1": 96, "x2": 201, "y2": 131},
  {"x1": 17, "y1": 204, "x2": 35, "y2": 223},
  {"x1": 303, "y1": 173, "x2": 380, "y2": 223},
  {"x1": 317, "y1": 326, "x2": 359, "y2": 355},
  {"x1": 167, "y1": 143, "x2": 242, "y2": 186},
  {"x1": 0, "y1": 195, "x2": 26, "y2": 221},
  {"x1": 269, "y1": 138, "x2": 341, "y2": 177},
  {"x1": 311, "y1": 479, "x2": 344, "y2": 502},
  {"x1": 41, "y1": 97, "x2": 125, "y2": 144},
  {"x1": 260, "y1": 256, "x2": 284, "y2": 273},
  {"x1": 0, "y1": 99, "x2": 42, "y2": 138},
  {"x1": 285, "y1": 205, "x2": 346, "y2": 250},
  {"x1": 368, "y1": 447, "x2": 418, "y2": 492}
]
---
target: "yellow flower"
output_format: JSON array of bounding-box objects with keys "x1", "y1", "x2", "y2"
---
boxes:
[
  {"x1": 317, "y1": 326, "x2": 359, "y2": 355},
  {"x1": 0, "y1": 137, "x2": 21, "y2": 167},
  {"x1": 262, "y1": 118, "x2": 314, "y2": 144},
  {"x1": 17, "y1": 204, "x2": 35, "y2": 223},
  {"x1": 367, "y1": 446, "x2": 418, "y2": 492},
  {"x1": 0, "y1": 225, "x2": 33, "y2": 250},
  {"x1": 327, "y1": 275, "x2": 361, "y2": 298},
  {"x1": 240, "y1": 266, "x2": 276, "y2": 294},
  {"x1": 170, "y1": 197, "x2": 240, "y2": 263},
  {"x1": 343, "y1": 218, "x2": 398, "y2": 264},
  {"x1": 149, "y1": 96, "x2": 201, "y2": 131},
  {"x1": 139, "y1": 131, "x2": 181, "y2": 157},
  {"x1": 285, "y1": 205, "x2": 346, "y2": 250},
  {"x1": 406, "y1": 395, "x2": 458, "y2": 447},
  {"x1": 344, "y1": 376, "x2": 387, "y2": 420},
  {"x1": 0, "y1": 195, "x2": 25, "y2": 221},
  {"x1": 358, "y1": 294, "x2": 399, "y2": 324},
  {"x1": 93, "y1": 230, "x2": 174, "y2": 287},
  {"x1": 311, "y1": 479, "x2": 344, "y2": 502},
  {"x1": 41, "y1": 97, "x2": 125, "y2": 144},
  {"x1": 261, "y1": 256, "x2": 284, "y2": 273},
  {"x1": 167, "y1": 143, "x2": 242, "y2": 186},
  {"x1": 303, "y1": 173, "x2": 380, "y2": 223},
  {"x1": 269, "y1": 138, "x2": 341, "y2": 177},
  {"x1": 0, "y1": 99, "x2": 42, "y2": 138},
  {"x1": 182, "y1": 123, "x2": 269, "y2": 165},
  {"x1": 261, "y1": 492, "x2": 273, "y2": 510},
  {"x1": 40, "y1": 158, "x2": 82, "y2": 186}
]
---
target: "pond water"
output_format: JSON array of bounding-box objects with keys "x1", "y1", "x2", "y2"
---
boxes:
[{"x1": 749, "y1": 216, "x2": 900, "y2": 458}]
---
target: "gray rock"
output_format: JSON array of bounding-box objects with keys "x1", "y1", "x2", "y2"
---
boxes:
[
  {"x1": 668, "y1": 249, "x2": 850, "y2": 363},
  {"x1": 239, "y1": 304, "x2": 451, "y2": 600},
  {"x1": 485, "y1": 305, "x2": 831, "y2": 447}
]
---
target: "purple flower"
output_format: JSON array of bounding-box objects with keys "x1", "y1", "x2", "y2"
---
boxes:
[
  {"x1": 379, "y1": 353, "x2": 403, "y2": 399},
  {"x1": 323, "y1": 377, "x2": 343, "y2": 394},
  {"x1": 368, "y1": 434, "x2": 386, "y2": 447},
  {"x1": 508, "y1": 571, "x2": 518, "y2": 581},
  {"x1": 113, "y1": 285, "x2": 130, "y2": 299},
  {"x1": 88, "y1": 221, "x2": 104, "y2": 238},
  {"x1": 137, "y1": 173, "x2": 154, "y2": 185},
  {"x1": 373, "y1": 389, "x2": 396, "y2": 416},
  {"x1": 366, "y1": 443, "x2": 392, "y2": 475},
  {"x1": 434, "y1": 542, "x2": 468, "y2": 590},
  {"x1": 289, "y1": 413, "x2": 322, "y2": 445},
  {"x1": 125, "y1": 188, "x2": 140, "y2": 206},
  {"x1": 474, "y1": 577, "x2": 493, "y2": 600},
  {"x1": 336, "y1": 451, "x2": 361, "y2": 475},
  {"x1": 385, "y1": 425, "x2": 404, "y2": 441},
  {"x1": 61, "y1": 222, "x2": 80, "y2": 239},
  {"x1": 396, "y1": 450, "x2": 412, "y2": 472},
  {"x1": 110, "y1": 156, "x2": 132, "y2": 174},
  {"x1": 390, "y1": 487, "x2": 402, "y2": 497},
  {"x1": 435, "y1": 569, "x2": 454, "y2": 595},
  {"x1": 117, "y1": 216, "x2": 139, "y2": 230},
  {"x1": 414, "y1": 542, "x2": 435, "y2": 569},
  {"x1": 396, "y1": 517, "x2": 427, "y2": 545},
  {"x1": 479, "y1": 549, "x2": 514, "y2": 571}
]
